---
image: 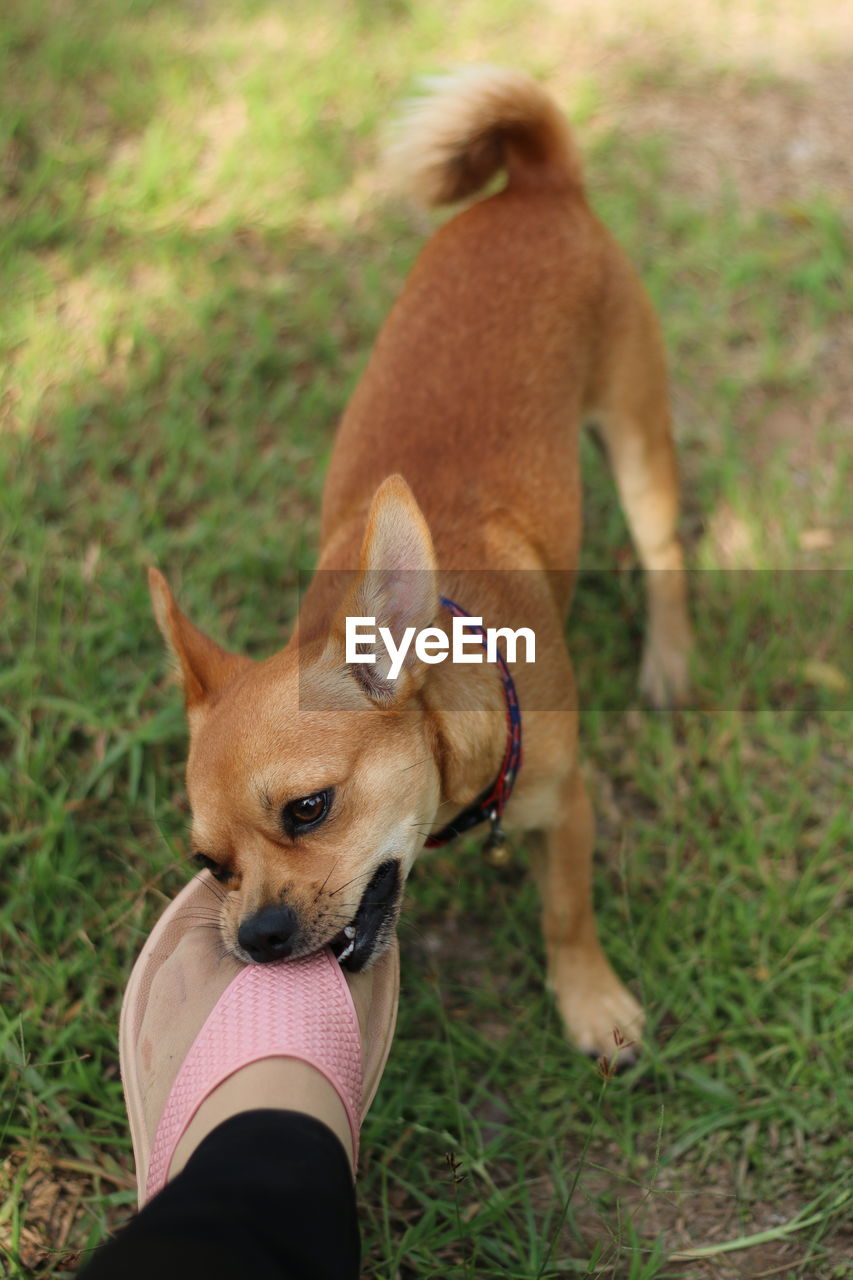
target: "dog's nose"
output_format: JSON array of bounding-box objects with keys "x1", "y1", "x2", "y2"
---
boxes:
[{"x1": 237, "y1": 905, "x2": 299, "y2": 962}]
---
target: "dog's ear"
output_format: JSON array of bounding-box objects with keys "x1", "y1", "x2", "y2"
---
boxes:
[
  {"x1": 341, "y1": 475, "x2": 438, "y2": 706},
  {"x1": 148, "y1": 567, "x2": 250, "y2": 712}
]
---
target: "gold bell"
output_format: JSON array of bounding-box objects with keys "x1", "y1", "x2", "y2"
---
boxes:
[{"x1": 483, "y1": 810, "x2": 511, "y2": 867}]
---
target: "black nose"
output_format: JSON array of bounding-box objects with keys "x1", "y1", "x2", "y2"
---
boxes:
[{"x1": 237, "y1": 905, "x2": 299, "y2": 962}]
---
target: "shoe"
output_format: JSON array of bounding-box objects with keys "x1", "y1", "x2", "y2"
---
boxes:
[{"x1": 119, "y1": 871, "x2": 399, "y2": 1205}]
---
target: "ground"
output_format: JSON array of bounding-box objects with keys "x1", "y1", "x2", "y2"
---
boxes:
[{"x1": 0, "y1": 1, "x2": 850, "y2": 1277}]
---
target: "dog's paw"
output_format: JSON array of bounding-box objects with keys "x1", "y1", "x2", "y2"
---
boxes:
[
  {"x1": 553, "y1": 962, "x2": 645, "y2": 1065},
  {"x1": 639, "y1": 632, "x2": 692, "y2": 710}
]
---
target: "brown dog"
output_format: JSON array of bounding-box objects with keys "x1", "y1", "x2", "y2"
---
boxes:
[{"x1": 149, "y1": 67, "x2": 692, "y2": 1060}]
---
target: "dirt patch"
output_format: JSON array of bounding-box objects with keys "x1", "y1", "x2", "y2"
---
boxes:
[
  {"x1": 618, "y1": 60, "x2": 853, "y2": 213},
  {"x1": 0, "y1": 1143, "x2": 134, "y2": 1275},
  {"x1": 545, "y1": 1150, "x2": 851, "y2": 1278}
]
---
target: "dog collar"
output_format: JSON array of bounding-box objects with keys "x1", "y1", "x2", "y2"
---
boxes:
[{"x1": 424, "y1": 595, "x2": 522, "y2": 856}]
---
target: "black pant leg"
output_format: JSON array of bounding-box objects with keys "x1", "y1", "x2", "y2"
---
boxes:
[{"x1": 77, "y1": 1110, "x2": 360, "y2": 1280}]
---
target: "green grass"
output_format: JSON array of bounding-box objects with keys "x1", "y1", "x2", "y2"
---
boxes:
[{"x1": 1, "y1": 1, "x2": 851, "y2": 1276}]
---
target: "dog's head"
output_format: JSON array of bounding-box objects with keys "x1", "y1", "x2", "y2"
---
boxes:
[{"x1": 150, "y1": 476, "x2": 443, "y2": 971}]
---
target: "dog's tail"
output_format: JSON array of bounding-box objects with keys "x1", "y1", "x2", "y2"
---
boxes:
[{"x1": 384, "y1": 66, "x2": 583, "y2": 207}]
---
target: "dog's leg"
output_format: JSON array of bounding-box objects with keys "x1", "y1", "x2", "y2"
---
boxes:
[
  {"x1": 588, "y1": 264, "x2": 693, "y2": 708},
  {"x1": 531, "y1": 767, "x2": 643, "y2": 1063}
]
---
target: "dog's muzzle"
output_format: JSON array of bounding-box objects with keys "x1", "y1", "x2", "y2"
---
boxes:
[{"x1": 330, "y1": 859, "x2": 401, "y2": 972}]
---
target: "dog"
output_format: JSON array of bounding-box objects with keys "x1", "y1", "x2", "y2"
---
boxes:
[{"x1": 149, "y1": 67, "x2": 692, "y2": 1060}]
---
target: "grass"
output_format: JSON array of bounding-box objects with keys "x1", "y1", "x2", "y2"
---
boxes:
[{"x1": 1, "y1": 0, "x2": 851, "y2": 1276}]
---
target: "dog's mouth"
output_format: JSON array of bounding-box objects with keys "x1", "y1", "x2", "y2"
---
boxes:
[{"x1": 329, "y1": 859, "x2": 401, "y2": 972}]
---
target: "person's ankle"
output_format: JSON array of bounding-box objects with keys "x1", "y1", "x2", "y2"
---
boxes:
[{"x1": 170, "y1": 1059, "x2": 354, "y2": 1179}]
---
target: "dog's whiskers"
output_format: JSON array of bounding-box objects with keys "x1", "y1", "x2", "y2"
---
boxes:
[
  {"x1": 312, "y1": 856, "x2": 342, "y2": 904},
  {"x1": 327, "y1": 866, "x2": 384, "y2": 898},
  {"x1": 191, "y1": 871, "x2": 229, "y2": 902},
  {"x1": 171, "y1": 912, "x2": 225, "y2": 929}
]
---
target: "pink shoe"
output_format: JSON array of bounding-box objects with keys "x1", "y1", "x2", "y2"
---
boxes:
[{"x1": 120, "y1": 871, "x2": 399, "y2": 1206}]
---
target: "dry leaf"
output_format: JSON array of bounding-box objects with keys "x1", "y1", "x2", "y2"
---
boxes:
[
  {"x1": 798, "y1": 528, "x2": 833, "y2": 551},
  {"x1": 800, "y1": 660, "x2": 849, "y2": 693}
]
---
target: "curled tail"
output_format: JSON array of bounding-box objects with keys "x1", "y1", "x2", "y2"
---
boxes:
[{"x1": 385, "y1": 66, "x2": 583, "y2": 207}]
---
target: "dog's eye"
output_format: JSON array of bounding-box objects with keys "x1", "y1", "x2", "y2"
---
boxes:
[
  {"x1": 193, "y1": 852, "x2": 233, "y2": 883},
  {"x1": 282, "y1": 790, "x2": 331, "y2": 836}
]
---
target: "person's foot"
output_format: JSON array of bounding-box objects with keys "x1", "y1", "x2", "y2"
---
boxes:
[{"x1": 120, "y1": 871, "x2": 399, "y2": 1204}]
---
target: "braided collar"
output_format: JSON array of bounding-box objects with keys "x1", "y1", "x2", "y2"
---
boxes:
[{"x1": 424, "y1": 596, "x2": 523, "y2": 850}]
